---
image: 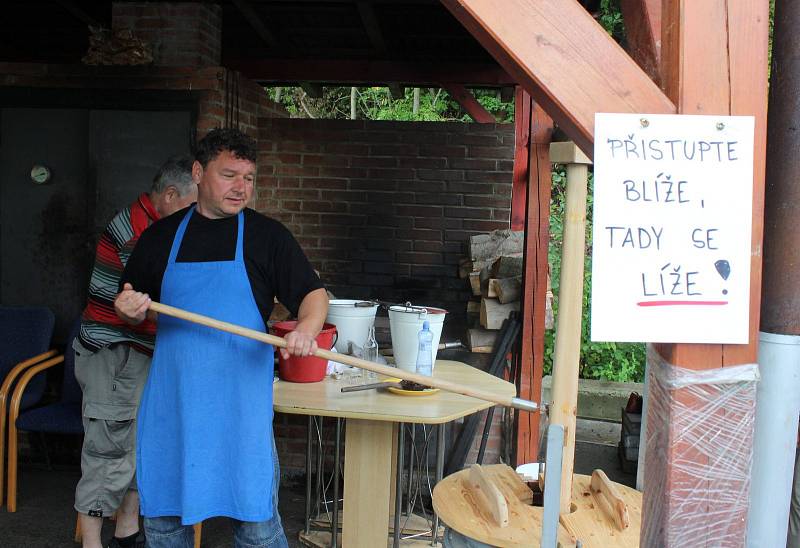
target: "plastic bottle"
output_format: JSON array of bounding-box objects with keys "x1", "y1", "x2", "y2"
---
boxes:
[
  {"x1": 362, "y1": 325, "x2": 379, "y2": 382},
  {"x1": 415, "y1": 320, "x2": 433, "y2": 377}
]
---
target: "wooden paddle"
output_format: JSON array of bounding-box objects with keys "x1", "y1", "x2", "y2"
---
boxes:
[{"x1": 148, "y1": 301, "x2": 539, "y2": 412}]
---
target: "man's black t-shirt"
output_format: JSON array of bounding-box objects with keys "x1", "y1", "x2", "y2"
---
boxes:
[{"x1": 121, "y1": 206, "x2": 323, "y2": 327}]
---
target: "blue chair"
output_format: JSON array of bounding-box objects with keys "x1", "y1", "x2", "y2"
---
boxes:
[
  {"x1": 0, "y1": 306, "x2": 56, "y2": 507},
  {"x1": 7, "y1": 319, "x2": 81, "y2": 511}
]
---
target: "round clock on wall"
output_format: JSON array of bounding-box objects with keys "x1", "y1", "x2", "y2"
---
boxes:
[{"x1": 30, "y1": 165, "x2": 51, "y2": 184}]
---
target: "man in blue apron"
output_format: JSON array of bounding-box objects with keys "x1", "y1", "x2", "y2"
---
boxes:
[{"x1": 114, "y1": 128, "x2": 328, "y2": 548}]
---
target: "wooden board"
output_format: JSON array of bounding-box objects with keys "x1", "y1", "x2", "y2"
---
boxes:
[
  {"x1": 343, "y1": 419, "x2": 394, "y2": 548},
  {"x1": 559, "y1": 474, "x2": 642, "y2": 548},
  {"x1": 440, "y1": 0, "x2": 675, "y2": 157},
  {"x1": 273, "y1": 360, "x2": 515, "y2": 425},
  {"x1": 432, "y1": 464, "x2": 576, "y2": 547}
]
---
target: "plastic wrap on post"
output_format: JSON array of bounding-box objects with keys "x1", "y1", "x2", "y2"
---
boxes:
[{"x1": 641, "y1": 345, "x2": 759, "y2": 548}]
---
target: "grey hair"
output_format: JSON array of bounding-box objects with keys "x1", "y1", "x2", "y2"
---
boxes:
[{"x1": 151, "y1": 154, "x2": 196, "y2": 196}]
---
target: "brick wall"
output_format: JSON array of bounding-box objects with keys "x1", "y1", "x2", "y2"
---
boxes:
[
  {"x1": 112, "y1": 2, "x2": 222, "y2": 67},
  {"x1": 256, "y1": 118, "x2": 515, "y2": 325},
  {"x1": 258, "y1": 118, "x2": 516, "y2": 475}
]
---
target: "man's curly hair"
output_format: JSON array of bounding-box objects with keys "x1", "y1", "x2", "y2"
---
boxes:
[{"x1": 194, "y1": 128, "x2": 257, "y2": 168}]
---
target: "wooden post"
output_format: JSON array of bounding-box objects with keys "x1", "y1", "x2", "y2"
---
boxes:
[
  {"x1": 547, "y1": 142, "x2": 591, "y2": 513},
  {"x1": 641, "y1": 1, "x2": 769, "y2": 545},
  {"x1": 515, "y1": 99, "x2": 553, "y2": 466}
]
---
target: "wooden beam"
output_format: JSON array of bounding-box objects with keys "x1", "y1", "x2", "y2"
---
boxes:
[
  {"x1": 357, "y1": 2, "x2": 388, "y2": 55},
  {"x1": 510, "y1": 87, "x2": 531, "y2": 231},
  {"x1": 442, "y1": 83, "x2": 495, "y2": 123},
  {"x1": 230, "y1": 0, "x2": 277, "y2": 48},
  {"x1": 224, "y1": 58, "x2": 515, "y2": 87},
  {"x1": 642, "y1": 2, "x2": 769, "y2": 546},
  {"x1": 440, "y1": 0, "x2": 675, "y2": 157},
  {"x1": 620, "y1": 0, "x2": 662, "y2": 84},
  {"x1": 515, "y1": 100, "x2": 553, "y2": 467},
  {"x1": 388, "y1": 83, "x2": 405, "y2": 100},
  {"x1": 655, "y1": 0, "x2": 768, "y2": 368},
  {"x1": 300, "y1": 82, "x2": 323, "y2": 98}
]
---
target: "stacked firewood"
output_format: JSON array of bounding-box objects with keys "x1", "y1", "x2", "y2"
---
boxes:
[
  {"x1": 460, "y1": 230, "x2": 553, "y2": 352},
  {"x1": 82, "y1": 27, "x2": 153, "y2": 66}
]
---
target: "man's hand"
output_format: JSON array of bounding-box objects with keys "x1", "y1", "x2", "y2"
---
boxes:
[
  {"x1": 115, "y1": 283, "x2": 152, "y2": 325},
  {"x1": 281, "y1": 329, "x2": 319, "y2": 360}
]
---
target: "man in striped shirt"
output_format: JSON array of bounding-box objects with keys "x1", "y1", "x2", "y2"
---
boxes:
[{"x1": 74, "y1": 155, "x2": 197, "y2": 548}]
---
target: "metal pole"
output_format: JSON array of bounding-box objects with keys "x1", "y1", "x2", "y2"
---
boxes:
[
  {"x1": 748, "y1": 2, "x2": 800, "y2": 544},
  {"x1": 430, "y1": 424, "x2": 446, "y2": 546},
  {"x1": 746, "y1": 333, "x2": 800, "y2": 546},
  {"x1": 332, "y1": 418, "x2": 341, "y2": 548},
  {"x1": 394, "y1": 424, "x2": 405, "y2": 548},
  {"x1": 315, "y1": 417, "x2": 323, "y2": 527},
  {"x1": 305, "y1": 415, "x2": 313, "y2": 534},
  {"x1": 406, "y1": 426, "x2": 415, "y2": 516},
  {"x1": 541, "y1": 425, "x2": 564, "y2": 548}
]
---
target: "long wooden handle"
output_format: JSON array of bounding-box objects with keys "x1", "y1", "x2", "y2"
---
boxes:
[{"x1": 148, "y1": 301, "x2": 538, "y2": 412}]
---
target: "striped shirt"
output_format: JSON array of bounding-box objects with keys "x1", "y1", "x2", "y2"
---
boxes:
[{"x1": 79, "y1": 193, "x2": 160, "y2": 356}]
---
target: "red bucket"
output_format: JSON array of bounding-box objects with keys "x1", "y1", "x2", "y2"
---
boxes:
[{"x1": 272, "y1": 321, "x2": 337, "y2": 383}]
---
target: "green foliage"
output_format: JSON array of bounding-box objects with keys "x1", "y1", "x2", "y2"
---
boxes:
[
  {"x1": 598, "y1": 0, "x2": 625, "y2": 41},
  {"x1": 544, "y1": 167, "x2": 646, "y2": 383},
  {"x1": 266, "y1": 86, "x2": 513, "y2": 122}
]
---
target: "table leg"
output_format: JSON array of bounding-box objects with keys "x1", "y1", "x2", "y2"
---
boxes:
[
  {"x1": 430, "y1": 423, "x2": 446, "y2": 546},
  {"x1": 343, "y1": 419, "x2": 394, "y2": 548}
]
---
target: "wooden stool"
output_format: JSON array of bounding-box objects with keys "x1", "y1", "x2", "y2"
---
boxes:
[{"x1": 432, "y1": 464, "x2": 643, "y2": 547}]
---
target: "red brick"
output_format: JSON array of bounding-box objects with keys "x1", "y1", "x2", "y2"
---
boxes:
[
  {"x1": 396, "y1": 205, "x2": 442, "y2": 218},
  {"x1": 444, "y1": 207, "x2": 491, "y2": 219},
  {"x1": 369, "y1": 144, "x2": 418, "y2": 157},
  {"x1": 352, "y1": 156, "x2": 398, "y2": 168},
  {"x1": 398, "y1": 157, "x2": 447, "y2": 169},
  {"x1": 463, "y1": 219, "x2": 507, "y2": 231},
  {"x1": 302, "y1": 154, "x2": 349, "y2": 167}
]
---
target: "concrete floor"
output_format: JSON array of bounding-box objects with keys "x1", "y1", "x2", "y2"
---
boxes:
[{"x1": 0, "y1": 420, "x2": 633, "y2": 547}]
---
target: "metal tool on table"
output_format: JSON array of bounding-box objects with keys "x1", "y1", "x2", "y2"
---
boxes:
[
  {"x1": 340, "y1": 379, "x2": 402, "y2": 392},
  {"x1": 148, "y1": 301, "x2": 539, "y2": 413}
]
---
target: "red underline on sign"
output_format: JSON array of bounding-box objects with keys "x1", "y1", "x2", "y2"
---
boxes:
[{"x1": 637, "y1": 300, "x2": 729, "y2": 307}]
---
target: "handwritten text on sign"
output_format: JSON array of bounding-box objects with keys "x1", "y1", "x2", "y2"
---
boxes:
[{"x1": 591, "y1": 113, "x2": 754, "y2": 344}]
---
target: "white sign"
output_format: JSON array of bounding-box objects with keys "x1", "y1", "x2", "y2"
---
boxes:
[{"x1": 591, "y1": 113, "x2": 754, "y2": 344}]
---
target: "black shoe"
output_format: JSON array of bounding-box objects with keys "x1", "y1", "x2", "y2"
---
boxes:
[{"x1": 106, "y1": 532, "x2": 145, "y2": 548}]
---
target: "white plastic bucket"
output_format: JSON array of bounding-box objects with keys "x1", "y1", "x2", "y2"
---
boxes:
[
  {"x1": 388, "y1": 304, "x2": 447, "y2": 373},
  {"x1": 326, "y1": 299, "x2": 379, "y2": 354}
]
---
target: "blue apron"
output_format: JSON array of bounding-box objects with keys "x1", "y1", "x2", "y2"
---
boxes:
[{"x1": 137, "y1": 207, "x2": 275, "y2": 525}]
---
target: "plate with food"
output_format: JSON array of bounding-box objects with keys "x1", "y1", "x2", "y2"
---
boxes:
[{"x1": 385, "y1": 377, "x2": 439, "y2": 396}]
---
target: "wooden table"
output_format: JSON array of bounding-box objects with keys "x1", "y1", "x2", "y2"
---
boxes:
[{"x1": 273, "y1": 360, "x2": 516, "y2": 548}]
